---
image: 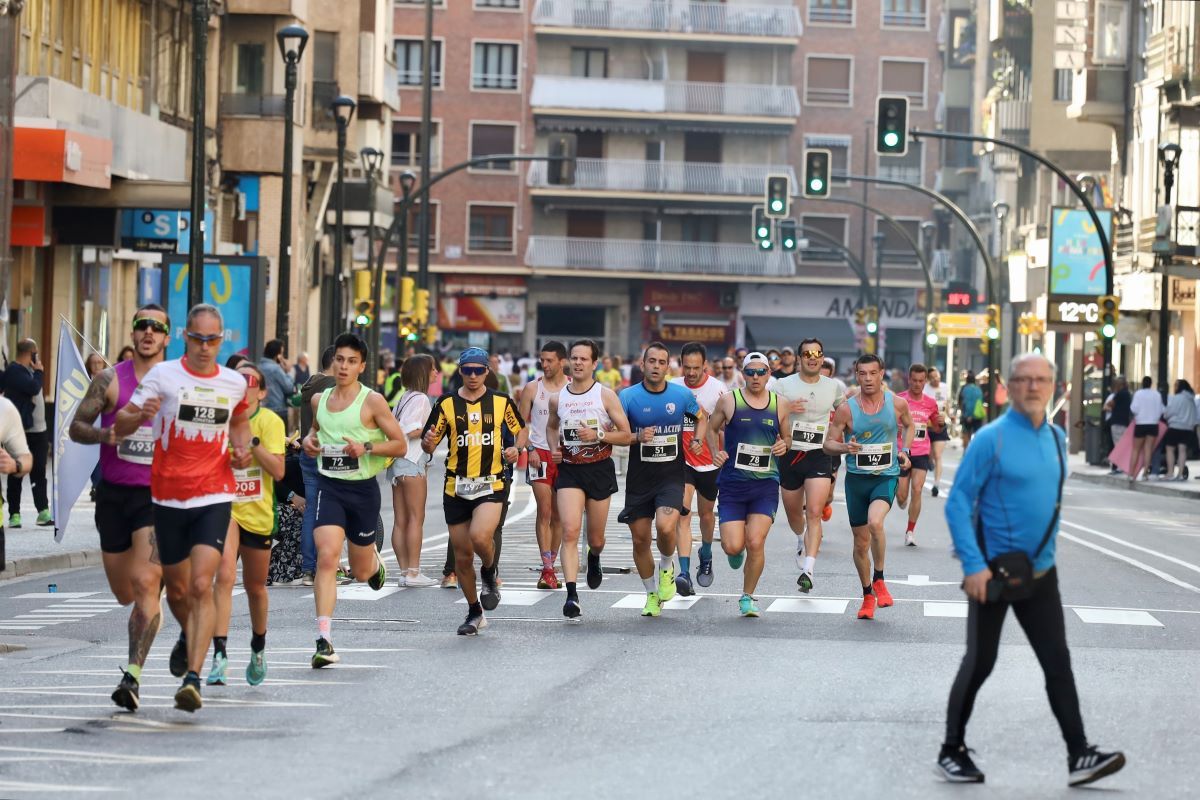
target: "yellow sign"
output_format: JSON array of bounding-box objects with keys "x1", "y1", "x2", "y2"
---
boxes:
[{"x1": 935, "y1": 312, "x2": 987, "y2": 338}]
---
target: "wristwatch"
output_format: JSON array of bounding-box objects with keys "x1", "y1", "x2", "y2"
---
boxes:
[
  {"x1": 364, "y1": 441, "x2": 373, "y2": 453},
  {"x1": 251, "y1": 437, "x2": 261, "y2": 448},
  {"x1": 597, "y1": 429, "x2": 606, "y2": 442},
  {"x1": 525, "y1": 444, "x2": 537, "y2": 453}
]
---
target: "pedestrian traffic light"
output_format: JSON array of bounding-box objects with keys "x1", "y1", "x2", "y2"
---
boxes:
[
  {"x1": 985, "y1": 304, "x2": 1001, "y2": 340},
  {"x1": 764, "y1": 174, "x2": 791, "y2": 219},
  {"x1": 1098, "y1": 294, "x2": 1118, "y2": 338},
  {"x1": 865, "y1": 306, "x2": 879, "y2": 335},
  {"x1": 399, "y1": 276, "x2": 415, "y2": 314},
  {"x1": 925, "y1": 313, "x2": 939, "y2": 346},
  {"x1": 779, "y1": 219, "x2": 798, "y2": 251},
  {"x1": 354, "y1": 300, "x2": 375, "y2": 327},
  {"x1": 423, "y1": 325, "x2": 439, "y2": 346},
  {"x1": 803, "y1": 149, "x2": 831, "y2": 199},
  {"x1": 876, "y1": 96, "x2": 909, "y2": 156},
  {"x1": 414, "y1": 288, "x2": 430, "y2": 325},
  {"x1": 547, "y1": 133, "x2": 577, "y2": 186},
  {"x1": 752, "y1": 206, "x2": 773, "y2": 249}
]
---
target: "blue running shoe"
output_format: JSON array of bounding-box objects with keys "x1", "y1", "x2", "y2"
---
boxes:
[
  {"x1": 246, "y1": 649, "x2": 266, "y2": 686},
  {"x1": 739, "y1": 594, "x2": 760, "y2": 617},
  {"x1": 696, "y1": 555, "x2": 714, "y2": 587},
  {"x1": 727, "y1": 549, "x2": 745, "y2": 570},
  {"x1": 205, "y1": 653, "x2": 228, "y2": 686}
]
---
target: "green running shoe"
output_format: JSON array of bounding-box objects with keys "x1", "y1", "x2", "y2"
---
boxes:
[
  {"x1": 368, "y1": 558, "x2": 387, "y2": 591},
  {"x1": 36, "y1": 509, "x2": 53, "y2": 526},
  {"x1": 8, "y1": 513, "x2": 20, "y2": 529},
  {"x1": 246, "y1": 649, "x2": 267, "y2": 686},
  {"x1": 641, "y1": 592, "x2": 662, "y2": 617},
  {"x1": 311, "y1": 637, "x2": 339, "y2": 669},
  {"x1": 658, "y1": 565, "x2": 677, "y2": 602},
  {"x1": 205, "y1": 652, "x2": 228, "y2": 686},
  {"x1": 739, "y1": 594, "x2": 760, "y2": 617},
  {"x1": 727, "y1": 549, "x2": 746, "y2": 570}
]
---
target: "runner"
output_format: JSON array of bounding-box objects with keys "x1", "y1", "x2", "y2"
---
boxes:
[
  {"x1": 672, "y1": 342, "x2": 726, "y2": 590},
  {"x1": 68, "y1": 305, "x2": 181, "y2": 711},
  {"x1": 518, "y1": 341, "x2": 568, "y2": 590},
  {"x1": 704, "y1": 352, "x2": 789, "y2": 617},
  {"x1": 924, "y1": 366, "x2": 951, "y2": 497},
  {"x1": 619, "y1": 343, "x2": 703, "y2": 616},
  {"x1": 546, "y1": 339, "x2": 634, "y2": 620},
  {"x1": 823, "y1": 354, "x2": 915, "y2": 621},
  {"x1": 209, "y1": 362, "x2": 286, "y2": 686},
  {"x1": 302, "y1": 333, "x2": 409, "y2": 665},
  {"x1": 422, "y1": 347, "x2": 527, "y2": 635},
  {"x1": 896, "y1": 364, "x2": 945, "y2": 546},
  {"x1": 114, "y1": 303, "x2": 252, "y2": 712},
  {"x1": 773, "y1": 339, "x2": 845, "y2": 594}
]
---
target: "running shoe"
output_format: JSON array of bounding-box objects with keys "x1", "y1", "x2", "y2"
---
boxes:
[
  {"x1": 537, "y1": 566, "x2": 560, "y2": 590},
  {"x1": 336, "y1": 566, "x2": 353, "y2": 585},
  {"x1": 794, "y1": 535, "x2": 805, "y2": 570},
  {"x1": 174, "y1": 676, "x2": 202, "y2": 712},
  {"x1": 936, "y1": 745, "x2": 984, "y2": 783},
  {"x1": 904, "y1": 531, "x2": 917, "y2": 547},
  {"x1": 658, "y1": 565, "x2": 677, "y2": 602},
  {"x1": 857, "y1": 594, "x2": 877, "y2": 620},
  {"x1": 873, "y1": 579, "x2": 894, "y2": 608},
  {"x1": 727, "y1": 549, "x2": 745, "y2": 570},
  {"x1": 397, "y1": 573, "x2": 407, "y2": 587},
  {"x1": 480, "y1": 568, "x2": 501, "y2": 611},
  {"x1": 563, "y1": 596, "x2": 582, "y2": 619},
  {"x1": 36, "y1": 509, "x2": 53, "y2": 526},
  {"x1": 821, "y1": 504, "x2": 833, "y2": 522},
  {"x1": 111, "y1": 671, "x2": 140, "y2": 712},
  {"x1": 311, "y1": 637, "x2": 339, "y2": 669},
  {"x1": 7, "y1": 513, "x2": 19, "y2": 529},
  {"x1": 675, "y1": 570, "x2": 695, "y2": 597},
  {"x1": 246, "y1": 649, "x2": 267, "y2": 686},
  {"x1": 441, "y1": 573, "x2": 458, "y2": 589},
  {"x1": 1068, "y1": 746, "x2": 1125, "y2": 787},
  {"x1": 739, "y1": 594, "x2": 760, "y2": 617},
  {"x1": 169, "y1": 636, "x2": 188, "y2": 678},
  {"x1": 368, "y1": 559, "x2": 387, "y2": 591},
  {"x1": 205, "y1": 652, "x2": 228, "y2": 686},
  {"x1": 457, "y1": 609, "x2": 488, "y2": 636},
  {"x1": 931, "y1": 486, "x2": 940, "y2": 498},
  {"x1": 586, "y1": 549, "x2": 603, "y2": 589},
  {"x1": 300, "y1": 571, "x2": 315, "y2": 587},
  {"x1": 696, "y1": 554, "x2": 714, "y2": 587},
  {"x1": 797, "y1": 571, "x2": 814, "y2": 593},
  {"x1": 641, "y1": 593, "x2": 662, "y2": 617},
  {"x1": 405, "y1": 572, "x2": 439, "y2": 588}
]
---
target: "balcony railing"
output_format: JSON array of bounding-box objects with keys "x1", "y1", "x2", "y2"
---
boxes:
[
  {"x1": 531, "y1": 0, "x2": 802, "y2": 38},
  {"x1": 807, "y1": 1, "x2": 852, "y2": 25},
  {"x1": 880, "y1": 247, "x2": 919, "y2": 265},
  {"x1": 220, "y1": 93, "x2": 285, "y2": 117},
  {"x1": 531, "y1": 76, "x2": 800, "y2": 119},
  {"x1": 528, "y1": 158, "x2": 797, "y2": 198},
  {"x1": 994, "y1": 98, "x2": 1030, "y2": 135},
  {"x1": 526, "y1": 236, "x2": 795, "y2": 277},
  {"x1": 882, "y1": 9, "x2": 925, "y2": 28},
  {"x1": 877, "y1": 164, "x2": 921, "y2": 183},
  {"x1": 804, "y1": 86, "x2": 850, "y2": 105}
]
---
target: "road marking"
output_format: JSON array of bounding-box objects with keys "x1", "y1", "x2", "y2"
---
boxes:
[
  {"x1": 0, "y1": 778, "x2": 118, "y2": 793},
  {"x1": 0, "y1": 745, "x2": 196, "y2": 764},
  {"x1": 611, "y1": 593, "x2": 701, "y2": 610},
  {"x1": 1060, "y1": 520, "x2": 1200, "y2": 576},
  {"x1": 11, "y1": 592, "x2": 101, "y2": 600},
  {"x1": 1058, "y1": 532, "x2": 1200, "y2": 594},
  {"x1": 301, "y1": 585, "x2": 402, "y2": 600},
  {"x1": 454, "y1": 589, "x2": 549, "y2": 607},
  {"x1": 888, "y1": 575, "x2": 960, "y2": 587},
  {"x1": 1072, "y1": 608, "x2": 1163, "y2": 627},
  {"x1": 923, "y1": 602, "x2": 968, "y2": 618},
  {"x1": 766, "y1": 598, "x2": 849, "y2": 614}
]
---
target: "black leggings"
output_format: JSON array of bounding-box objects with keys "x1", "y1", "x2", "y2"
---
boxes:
[
  {"x1": 944, "y1": 568, "x2": 1088, "y2": 754},
  {"x1": 443, "y1": 485, "x2": 511, "y2": 576},
  {"x1": 7, "y1": 430, "x2": 49, "y2": 514}
]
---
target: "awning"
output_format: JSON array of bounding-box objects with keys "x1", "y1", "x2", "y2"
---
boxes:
[
  {"x1": 14, "y1": 127, "x2": 112, "y2": 189},
  {"x1": 743, "y1": 315, "x2": 854, "y2": 355}
]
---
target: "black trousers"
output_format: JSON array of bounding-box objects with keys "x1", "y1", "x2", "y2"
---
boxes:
[
  {"x1": 7, "y1": 430, "x2": 49, "y2": 515},
  {"x1": 443, "y1": 484, "x2": 511, "y2": 576},
  {"x1": 944, "y1": 567, "x2": 1088, "y2": 754}
]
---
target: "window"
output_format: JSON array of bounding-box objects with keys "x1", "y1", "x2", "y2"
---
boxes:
[
  {"x1": 469, "y1": 123, "x2": 517, "y2": 171},
  {"x1": 396, "y1": 0, "x2": 444, "y2": 5},
  {"x1": 392, "y1": 120, "x2": 441, "y2": 169},
  {"x1": 468, "y1": 205, "x2": 515, "y2": 252},
  {"x1": 804, "y1": 56, "x2": 852, "y2": 106},
  {"x1": 1052, "y1": 68, "x2": 1073, "y2": 102},
  {"x1": 877, "y1": 141, "x2": 923, "y2": 184},
  {"x1": 402, "y1": 202, "x2": 439, "y2": 252},
  {"x1": 476, "y1": 0, "x2": 520, "y2": 8},
  {"x1": 394, "y1": 39, "x2": 442, "y2": 87},
  {"x1": 805, "y1": 135, "x2": 850, "y2": 184},
  {"x1": 874, "y1": 218, "x2": 922, "y2": 264},
  {"x1": 312, "y1": 32, "x2": 338, "y2": 129},
  {"x1": 570, "y1": 47, "x2": 608, "y2": 78},
  {"x1": 808, "y1": 0, "x2": 852, "y2": 26},
  {"x1": 800, "y1": 215, "x2": 847, "y2": 262},
  {"x1": 882, "y1": 0, "x2": 925, "y2": 28},
  {"x1": 1095, "y1": 0, "x2": 1128, "y2": 66},
  {"x1": 880, "y1": 59, "x2": 926, "y2": 108},
  {"x1": 234, "y1": 43, "x2": 265, "y2": 94},
  {"x1": 473, "y1": 42, "x2": 519, "y2": 90},
  {"x1": 943, "y1": 108, "x2": 972, "y2": 167},
  {"x1": 948, "y1": 11, "x2": 975, "y2": 68}
]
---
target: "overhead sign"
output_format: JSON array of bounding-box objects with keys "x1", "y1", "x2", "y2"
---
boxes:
[
  {"x1": 1049, "y1": 207, "x2": 1113, "y2": 296},
  {"x1": 120, "y1": 209, "x2": 214, "y2": 254},
  {"x1": 934, "y1": 312, "x2": 987, "y2": 338},
  {"x1": 437, "y1": 295, "x2": 526, "y2": 333}
]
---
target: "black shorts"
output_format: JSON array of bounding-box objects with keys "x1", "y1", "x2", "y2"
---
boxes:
[
  {"x1": 95, "y1": 481, "x2": 154, "y2": 554},
  {"x1": 1163, "y1": 427, "x2": 1198, "y2": 448},
  {"x1": 619, "y1": 481, "x2": 684, "y2": 524},
  {"x1": 963, "y1": 417, "x2": 984, "y2": 433},
  {"x1": 556, "y1": 460, "x2": 618, "y2": 501},
  {"x1": 930, "y1": 427, "x2": 951, "y2": 442},
  {"x1": 237, "y1": 525, "x2": 273, "y2": 551},
  {"x1": 1134, "y1": 423, "x2": 1159, "y2": 439},
  {"x1": 314, "y1": 475, "x2": 382, "y2": 548},
  {"x1": 152, "y1": 502, "x2": 231, "y2": 566},
  {"x1": 779, "y1": 449, "x2": 833, "y2": 491},
  {"x1": 684, "y1": 466, "x2": 719, "y2": 504},
  {"x1": 900, "y1": 454, "x2": 934, "y2": 476},
  {"x1": 443, "y1": 486, "x2": 508, "y2": 527}
]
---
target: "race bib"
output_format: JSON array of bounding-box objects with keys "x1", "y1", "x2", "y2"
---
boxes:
[
  {"x1": 914, "y1": 422, "x2": 928, "y2": 440},
  {"x1": 734, "y1": 442, "x2": 773, "y2": 473},
  {"x1": 855, "y1": 443, "x2": 893, "y2": 471},
  {"x1": 640, "y1": 434, "x2": 678, "y2": 463},
  {"x1": 117, "y1": 426, "x2": 155, "y2": 465},
  {"x1": 455, "y1": 475, "x2": 496, "y2": 500},
  {"x1": 233, "y1": 466, "x2": 263, "y2": 503},
  {"x1": 790, "y1": 420, "x2": 827, "y2": 451},
  {"x1": 178, "y1": 387, "x2": 231, "y2": 429},
  {"x1": 563, "y1": 418, "x2": 599, "y2": 446},
  {"x1": 320, "y1": 444, "x2": 359, "y2": 473}
]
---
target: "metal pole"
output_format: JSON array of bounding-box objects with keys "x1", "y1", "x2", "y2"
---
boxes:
[
  {"x1": 873, "y1": 232, "x2": 885, "y2": 360},
  {"x1": 0, "y1": 2, "x2": 22, "y2": 322},
  {"x1": 334, "y1": 122, "x2": 347, "y2": 332},
  {"x1": 416, "y1": 0, "x2": 434, "y2": 291},
  {"x1": 1157, "y1": 160, "x2": 1176, "y2": 403},
  {"x1": 277, "y1": 50, "x2": 299, "y2": 342},
  {"x1": 859, "y1": 119, "x2": 871, "y2": 268},
  {"x1": 187, "y1": 0, "x2": 211, "y2": 309},
  {"x1": 367, "y1": 170, "x2": 382, "y2": 386}
]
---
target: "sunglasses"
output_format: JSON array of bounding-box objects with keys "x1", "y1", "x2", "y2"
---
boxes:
[
  {"x1": 132, "y1": 318, "x2": 169, "y2": 334},
  {"x1": 241, "y1": 372, "x2": 261, "y2": 388},
  {"x1": 744, "y1": 367, "x2": 769, "y2": 377},
  {"x1": 801, "y1": 350, "x2": 824, "y2": 359},
  {"x1": 185, "y1": 331, "x2": 223, "y2": 344},
  {"x1": 460, "y1": 366, "x2": 487, "y2": 377}
]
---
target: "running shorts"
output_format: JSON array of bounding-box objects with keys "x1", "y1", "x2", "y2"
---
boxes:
[
  {"x1": 929, "y1": 427, "x2": 951, "y2": 442},
  {"x1": 237, "y1": 524, "x2": 273, "y2": 551},
  {"x1": 556, "y1": 460, "x2": 618, "y2": 501},
  {"x1": 618, "y1": 481, "x2": 684, "y2": 524},
  {"x1": 153, "y1": 502, "x2": 231, "y2": 566},
  {"x1": 314, "y1": 474, "x2": 382, "y2": 548},
  {"x1": 844, "y1": 473, "x2": 898, "y2": 528},
  {"x1": 779, "y1": 450, "x2": 833, "y2": 491},
  {"x1": 962, "y1": 417, "x2": 984, "y2": 433},
  {"x1": 95, "y1": 481, "x2": 154, "y2": 554},
  {"x1": 527, "y1": 448, "x2": 559, "y2": 487},
  {"x1": 716, "y1": 479, "x2": 779, "y2": 524},
  {"x1": 901, "y1": 454, "x2": 934, "y2": 475},
  {"x1": 683, "y1": 465, "x2": 719, "y2": 504},
  {"x1": 443, "y1": 489, "x2": 507, "y2": 527}
]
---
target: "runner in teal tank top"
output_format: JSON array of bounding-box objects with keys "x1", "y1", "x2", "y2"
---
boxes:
[{"x1": 824, "y1": 353, "x2": 915, "y2": 621}]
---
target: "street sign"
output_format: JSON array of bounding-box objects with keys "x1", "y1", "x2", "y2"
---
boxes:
[
  {"x1": 1047, "y1": 294, "x2": 1101, "y2": 329},
  {"x1": 934, "y1": 312, "x2": 987, "y2": 338}
]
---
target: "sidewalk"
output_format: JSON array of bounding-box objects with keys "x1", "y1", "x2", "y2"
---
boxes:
[
  {"x1": 1068, "y1": 452, "x2": 1200, "y2": 501},
  {"x1": 1, "y1": 476, "x2": 104, "y2": 580}
]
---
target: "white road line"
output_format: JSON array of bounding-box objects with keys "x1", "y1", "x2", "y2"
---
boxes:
[
  {"x1": 11, "y1": 592, "x2": 100, "y2": 599},
  {"x1": 1058, "y1": 532, "x2": 1200, "y2": 595},
  {"x1": 0, "y1": 778, "x2": 118, "y2": 793},
  {"x1": 1072, "y1": 608, "x2": 1163, "y2": 627},
  {"x1": 0, "y1": 745, "x2": 196, "y2": 764},
  {"x1": 1060, "y1": 520, "x2": 1200, "y2": 576}
]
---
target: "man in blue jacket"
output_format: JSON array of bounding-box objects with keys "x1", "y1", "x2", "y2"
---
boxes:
[
  {"x1": 4, "y1": 339, "x2": 50, "y2": 527},
  {"x1": 937, "y1": 354, "x2": 1124, "y2": 788}
]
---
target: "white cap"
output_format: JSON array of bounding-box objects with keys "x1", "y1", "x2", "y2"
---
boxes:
[{"x1": 742, "y1": 351, "x2": 770, "y2": 369}]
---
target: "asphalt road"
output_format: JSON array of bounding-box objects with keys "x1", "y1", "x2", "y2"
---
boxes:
[{"x1": 0, "y1": 453, "x2": 1196, "y2": 798}]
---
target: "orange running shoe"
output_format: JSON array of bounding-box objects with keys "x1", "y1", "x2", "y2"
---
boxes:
[
  {"x1": 857, "y1": 593, "x2": 877, "y2": 620},
  {"x1": 538, "y1": 566, "x2": 560, "y2": 590},
  {"x1": 873, "y1": 579, "x2": 894, "y2": 607},
  {"x1": 822, "y1": 504, "x2": 833, "y2": 522}
]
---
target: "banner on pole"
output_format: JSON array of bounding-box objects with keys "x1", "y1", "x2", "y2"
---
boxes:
[{"x1": 51, "y1": 319, "x2": 99, "y2": 542}]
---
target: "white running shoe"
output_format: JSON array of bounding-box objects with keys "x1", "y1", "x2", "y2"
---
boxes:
[
  {"x1": 795, "y1": 535, "x2": 805, "y2": 570},
  {"x1": 904, "y1": 531, "x2": 917, "y2": 547},
  {"x1": 404, "y1": 572, "x2": 439, "y2": 588}
]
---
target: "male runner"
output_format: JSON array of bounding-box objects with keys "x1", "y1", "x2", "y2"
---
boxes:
[
  {"x1": 704, "y1": 352, "x2": 789, "y2": 617},
  {"x1": 69, "y1": 304, "x2": 189, "y2": 711},
  {"x1": 924, "y1": 367, "x2": 951, "y2": 496},
  {"x1": 518, "y1": 341, "x2": 568, "y2": 589},
  {"x1": 672, "y1": 341, "x2": 726, "y2": 589},
  {"x1": 423, "y1": 348, "x2": 527, "y2": 635},
  {"x1": 115, "y1": 304, "x2": 251, "y2": 712},
  {"x1": 895, "y1": 364, "x2": 944, "y2": 546},
  {"x1": 823, "y1": 354, "x2": 914, "y2": 621},
  {"x1": 619, "y1": 343, "x2": 703, "y2": 616},
  {"x1": 774, "y1": 338, "x2": 845, "y2": 593},
  {"x1": 302, "y1": 333, "x2": 408, "y2": 665},
  {"x1": 546, "y1": 339, "x2": 633, "y2": 619}
]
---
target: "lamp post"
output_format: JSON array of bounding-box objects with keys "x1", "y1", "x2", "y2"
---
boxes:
[
  {"x1": 1156, "y1": 142, "x2": 1182, "y2": 403},
  {"x1": 398, "y1": 170, "x2": 416, "y2": 285},
  {"x1": 921, "y1": 220, "x2": 936, "y2": 364},
  {"x1": 275, "y1": 24, "x2": 308, "y2": 344},
  {"x1": 187, "y1": 0, "x2": 214, "y2": 308},
  {"x1": 360, "y1": 146, "x2": 384, "y2": 382},
  {"x1": 992, "y1": 201, "x2": 1010, "y2": 366},
  {"x1": 872, "y1": 231, "x2": 886, "y2": 359},
  {"x1": 331, "y1": 94, "x2": 356, "y2": 333}
]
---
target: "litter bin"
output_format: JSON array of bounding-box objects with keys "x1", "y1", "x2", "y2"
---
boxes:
[{"x1": 1084, "y1": 419, "x2": 1105, "y2": 466}]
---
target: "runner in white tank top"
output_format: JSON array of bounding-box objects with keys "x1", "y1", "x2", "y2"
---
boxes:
[{"x1": 517, "y1": 342, "x2": 570, "y2": 589}]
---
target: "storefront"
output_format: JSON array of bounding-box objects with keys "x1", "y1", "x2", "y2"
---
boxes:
[
  {"x1": 640, "y1": 281, "x2": 736, "y2": 353},
  {"x1": 435, "y1": 274, "x2": 528, "y2": 354}
]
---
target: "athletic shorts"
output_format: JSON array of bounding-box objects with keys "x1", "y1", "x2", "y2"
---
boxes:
[
  {"x1": 528, "y1": 448, "x2": 559, "y2": 487},
  {"x1": 152, "y1": 502, "x2": 231, "y2": 566},
  {"x1": 1133, "y1": 423, "x2": 1159, "y2": 439},
  {"x1": 619, "y1": 481, "x2": 684, "y2": 523},
  {"x1": 962, "y1": 417, "x2": 983, "y2": 433},
  {"x1": 556, "y1": 460, "x2": 618, "y2": 501},
  {"x1": 237, "y1": 525, "x2": 273, "y2": 551},
  {"x1": 314, "y1": 474, "x2": 382, "y2": 548},
  {"x1": 779, "y1": 450, "x2": 833, "y2": 491},
  {"x1": 1163, "y1": 427, "x2": 1198, "y2": 449},
  {"x1": 716, "y1": 479, "x2": 779, "y2": 524},
  {"x1": 683, "y1": 465, "x2": 719, "y2": 505},
  {"x1": 844, "y1": 472, "x2": 898, "y2": 528},
  {"x1": 929, "y1": 427, "x2": 951, "y2": 442},
  {"x1": 95, "y1": 481, "x2": 154, "y2": 554},
  {"x1": 901, "y1": 454, "x2": 934, "y2": 475},
  {"x1": 443, "y1": 488, "x2": 507, "y2": 527}
]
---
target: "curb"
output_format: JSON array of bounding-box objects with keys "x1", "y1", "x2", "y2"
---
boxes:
[
  {"x1": 1070, "y1": 472, "x2": 1200, "y2": 502},
  {"x1": 0, "y1": 549, "x2": 105, "y2": 581}
]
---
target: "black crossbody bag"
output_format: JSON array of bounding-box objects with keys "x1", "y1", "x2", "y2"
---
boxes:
[{"x1": 974, "y1": 428, "x2": 1065, "y2": 603}]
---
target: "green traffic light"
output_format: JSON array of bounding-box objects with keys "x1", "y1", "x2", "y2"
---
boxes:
[
  {"x1": 1101, "y1": 322, "x2": 1116, "y2": 338},
  {"x1": 809, "y1": 178, "x2": 824, "y2": 193},
  {"x1": 783, "y1": 238, "x2": 795, "y2": 248},
  {"x1": 758, "y1": 239, "x2": 773, "y2": 251},
  {"x1": 866, "y1": 322, "x2": 878, "y2": 334},
  {"x1": 926, "y1": 332, "x2": 938, "y2": 346},
  {"x1": 355, "y1": 314, "x2": 371, "y2": 326},
  {"x1": 770, "y1": 199, "x2": 784, "y2": 212},
  {"x1": 986, "y1": 326, "x2": 999, "y2": 340},
  {"x1": 883, "y1": 131, "x2": 900, "y2": 148},
  {"x1": 757, "y1": 226, "x2": 770, "y2": 238}
]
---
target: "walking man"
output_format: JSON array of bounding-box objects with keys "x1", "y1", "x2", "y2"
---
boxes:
[{"x1": 4, "y1": 339, "x2": 50, "y2": 527}]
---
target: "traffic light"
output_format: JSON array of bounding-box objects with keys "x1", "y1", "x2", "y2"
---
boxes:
[
  {"x1": 399, "y1": 276, "x2": 415, "y2": 314},
  {"x1": 414, "y1": 288, "x2": 430, "y2": 325},
  {"x1": 764, "y1": 174, "x2": 791, "y2": 219},
  {"x1": 925, "y1": 313, "x2": 939, "y2": 346},
  {"x1": 779, "y1": 219, "x2": 798, "y2": 251},
  {"x1": 855, "y1": 307, "x2": 865, "y2": 326},
  {"x1": 876, "y1": 96, "x2": 909, "y2": 156},
  {"x1": 803, "y1": 149, "x2": 831, "y2": 199},
  {"x1": 354, "y1": 300, "x2": 375, "y2": 327},
  {"x1": 1098, "y1": 294, "x2": 1118, "y2": 338},
  {"x1": 985, "y1": 304, "x2": 1001, "y2": 340},
  {"x1": 423, "y1": 325, "x2": 439, "y2": 346},
  {"x1": 865, "y1": 305, "x2": 879, "y2": 335},
  {"x1": 547, "y1": 133, "x2": 578, "y2": 186},
  {"x1": 752, "y1": 206, "x2": 773, "y2": 250}
]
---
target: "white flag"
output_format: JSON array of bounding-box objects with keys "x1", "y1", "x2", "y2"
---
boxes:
[{"x1": 52, "y1": 319, "x2": 99, "y2": 542}]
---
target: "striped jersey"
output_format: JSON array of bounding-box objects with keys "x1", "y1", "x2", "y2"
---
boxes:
[{"x1": 425, "y1": 389, "x2": 525, "y2": 496}]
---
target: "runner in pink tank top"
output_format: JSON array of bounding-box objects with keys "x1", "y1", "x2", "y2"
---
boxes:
[{"x1": 896, "y1": 364, "x2": 945, "y2": 546}]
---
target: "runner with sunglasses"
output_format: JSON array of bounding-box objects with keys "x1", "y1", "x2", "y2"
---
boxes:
[
  {"x1": 69, "y1": 305, "x2": 192, "y2": 711},
  {"x1": 673, "y1": 341, "x2": 726, "y2": 589},
  {"x1": 773, "y1": 339, "x2": 845, "y2": 594},
  {"x1": 895, "y1": 364, "x2": 944, "y2": 547},
  {"x1": 207, "y1": 362, "x2": 286, "y2": 687},
  {"x1": 115, "y1": 304, "x2": 252, "y2": 711}
]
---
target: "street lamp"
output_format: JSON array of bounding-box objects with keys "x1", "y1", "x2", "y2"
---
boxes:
[
  {"x1": 397, "y1": 170, "x2": 416, "y2": 291},
  {"x1": 331, "y1": 94, "x2": 356, "y2": 333},
  {"x1": 1156, "y1": 142, "x2": 1182, "y2": 401},
  {"x1": 274, "y1": 24, "x2": 308, "y2": 343},
  {"x1": 872, "y1": 231, "x2": 886, "y2": 357},
  {"x1": 1158, "y1": 144, "x2": 1182, "y2": 204},
  {"x1": 360, "y1": 146, "x2": 384, "y2": 379},
  {"x1": 187, "y1": 0, "x2": 214, "y2": 308}
]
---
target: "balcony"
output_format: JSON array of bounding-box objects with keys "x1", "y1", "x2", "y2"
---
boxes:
[
  {"x1": 526, "y1": 236, "x2": 795, "y2": 277},
  {"x1": 530, "y1": 76, "x2": 799, "y2": 124},
  {"x1": 528, "y1": 159, "x2": 797, "y2": 202},
  {"x1": 807, "y1": 1, "x2": 852, "y2": 26},
  {"x1": 531, "y1": 0, "x2": 802, "y2": 41},
  {"x1": 994, "y1": 98, "x2": 1030, "y2": 143},
  {"x1": 1066, "y1": 68, "x2": 1126, "y2": 129},
  {"x1": 220, "y1": 93, "x2": 286, "y2": 117},
  {"x1": 1144, "y1": 26, "x2": 1193, "y2": 86}
]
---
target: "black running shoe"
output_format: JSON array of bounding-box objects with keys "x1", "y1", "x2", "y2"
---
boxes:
[
  {"x1": 480, "y1": 568, "x2": 501, "y2": 611},
  {"x1": 174, "y1": 675, "x2": 202, "y2": 713},
  {"x1": 586, "y1": 550, "x2": 603, "y2": 589},
  {"x1": 797, "y1": 572, "x2": 814, "y2": 593},
  {"x1": 936, "y1": 745, "x2": 984, "y2": 783},
  {"x1": 311, "y1": 637, "x2": 340, "y2": 669},
  {"x1": 111, "y1": 671, "x2": 140, "y2": 712},
  {"x1": 931, "y1": 485, "x2": 940, "y2": 498},
  {"x1": 457, "y1": 609, "x2": 487, "y2": 636},
  {"x1": 368, "y1": 558, "x2": 387, "y2": 591},
  {"x1": 169, "y1": 636, "x2": 188, "y2": 678},
  {"x1": 563, "y1": 596, "x2": 582, "y2": 619},
  {"x1": 1068, "y1": 746, "x2": 1125, "y2": 787},
  {"x1": 675, "y1": 570, "x2": 695, "y2": 597}
]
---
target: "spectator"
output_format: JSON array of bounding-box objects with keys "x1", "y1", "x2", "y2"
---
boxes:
[
  {"x1": 4, "y1": 339, "x2": 50, "y2": 527},
  {"x1": 117, "y1": 345, "x2": 136, "y2": 363},
  {"x1": 383, "y1": 363, "x2": 404, "y2": 408},
  {"x1": 388, "y1": 354, "x2": 436, "y2": 587},
  {"x1": 85, "y1": 352, "x2": 106, "y2": 378},
  {"x1": 259, "y1": 339, "x2": 296, "y2": 417},
  {"x1": 1162, "y1": 379, "x2": 1197, "y2": 481},
  {"x1": 596, "y1": 356, "x2": 622, "y2": 391},
  {"x1": 490, "y1": 354, "x2": 512, "y2": 396},
  {"x1": 293, "y1": 351, "x2": 312, "y2": 386},
  {"x1": 225, "y1": 353, "x2": 248, "y2": 370},
  {"x1": 0, "y1": 395, "x2": 33, "y2": 569},
  {"x1": 1103, "y1": 376, "x2": 1133, "y2": 474},
  {"x1": 1128, "y1": 376, "x2": 1164, "y2": 483}
]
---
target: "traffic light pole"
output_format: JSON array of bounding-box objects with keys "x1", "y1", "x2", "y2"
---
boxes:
[{"x1": 792, "y1": 225, "x2": 872, "y2": 303}]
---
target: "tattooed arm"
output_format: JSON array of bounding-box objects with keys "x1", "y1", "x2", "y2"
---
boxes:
[{"x1": 69, "y1": 367, "x2": 119, "y2": 446}]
